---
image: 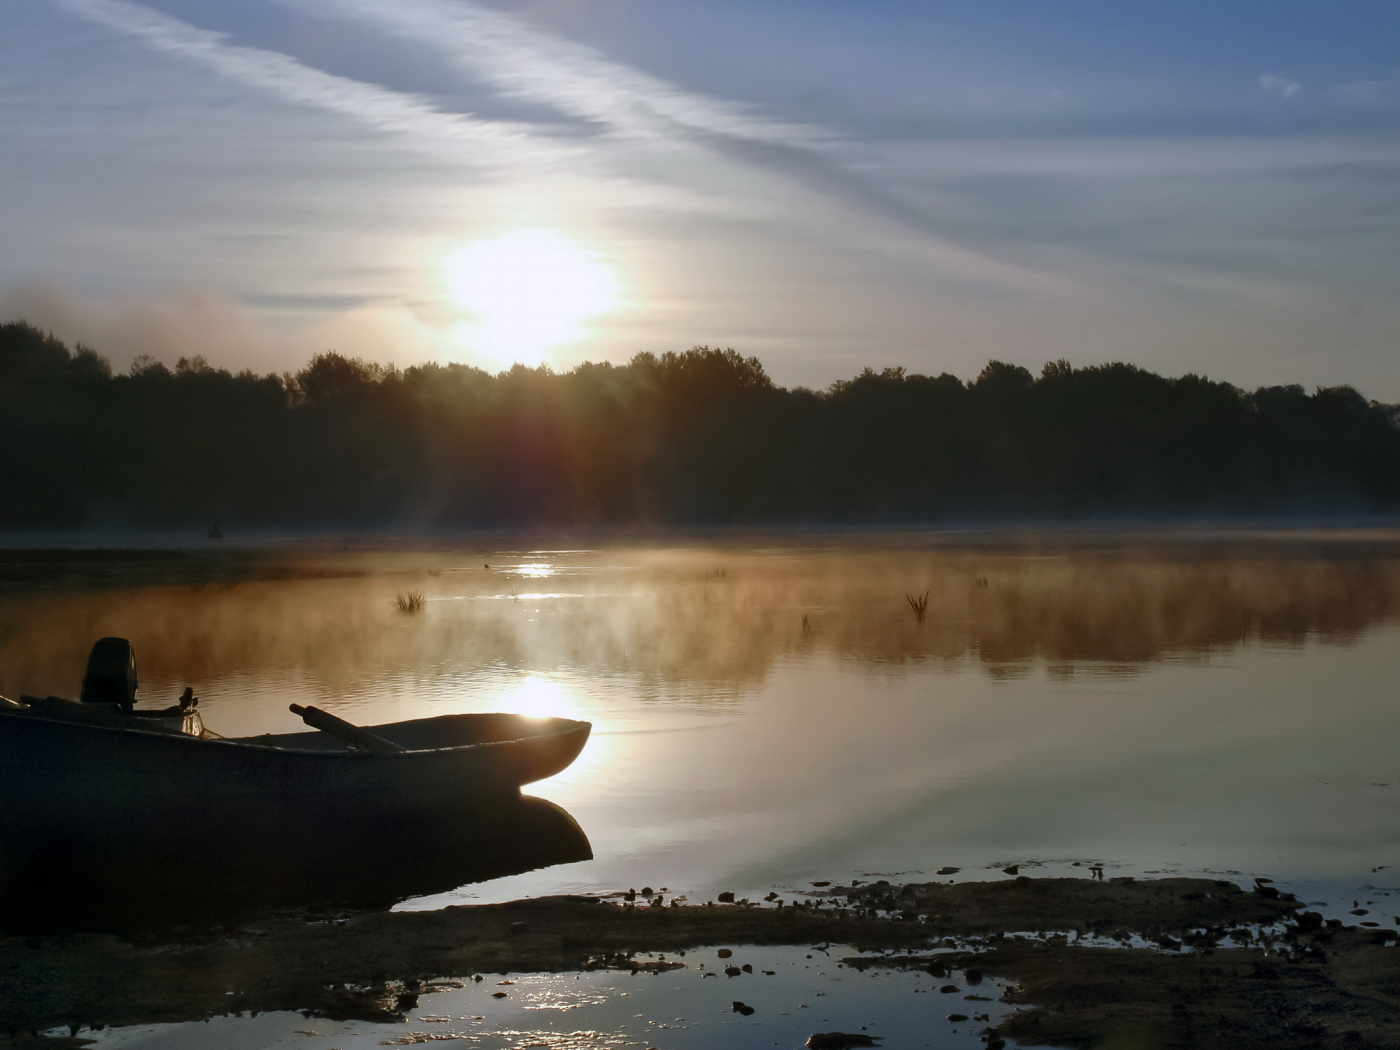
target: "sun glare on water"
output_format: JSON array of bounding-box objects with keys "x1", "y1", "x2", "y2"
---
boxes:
[
  {"x1": 445, "y1": 230, "x2": 619, "y2": 367},
  {"x1": 500, "y1": 675, "x2": 580, "y2": 720}
]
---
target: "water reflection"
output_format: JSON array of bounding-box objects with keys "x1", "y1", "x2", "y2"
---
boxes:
[
  {"x1": 2, "y1": 536, "x2": 1400, "y2": 900},
  {"x1": 2, "y1": 539, "x2": 1398, "y2": 707},
  {"x1": 0, "y1": 795, "x2": 591, "y2": 934}
]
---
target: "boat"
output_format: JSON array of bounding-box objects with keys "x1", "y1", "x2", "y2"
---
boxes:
[{"x1": 0, "y1": 638, "x2": 592, "y2": 850}]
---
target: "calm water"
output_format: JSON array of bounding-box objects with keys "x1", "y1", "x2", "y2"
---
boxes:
[{"x1": 6, "y1": 531, "x2": 1400, "y2": 1046}]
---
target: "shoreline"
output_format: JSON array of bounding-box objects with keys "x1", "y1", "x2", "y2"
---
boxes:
[{"x1": 5, "y1": 875, "x2": 1397, "y2": 1049}]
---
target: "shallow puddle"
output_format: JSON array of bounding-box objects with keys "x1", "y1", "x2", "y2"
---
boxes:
[{"x1": 65, "y1": 945, "x2": 1030, "y2": 1050}]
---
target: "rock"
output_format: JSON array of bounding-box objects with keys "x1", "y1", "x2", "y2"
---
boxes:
[
  {"x1": 732, "y1": 1001, "x2": 755, "y2": 1016},
  {"x1": 640, "y1": 887, "x2": 653, "y2": 896},
  {"x1": 725, "y1": 966, "x2": 742, "y2": 977},
  {"x1": 1001, "y1": 866, "x2": 1019, "y2": 875},
  {"x1": 718, "y1": 892, "x2": 735, "y2": 903},
  {"x1": 717, "y1": 948, "x2": 733, "y2": 958},
  {"x1": 742, "y1": 963, "x2": 753, "y2": 973},
  {"x1": 491, "y1": 992, "x2": 507, "y2": 999},
  {"x1": 939, "y1": 984, "x2": 959, "y2": 993},
  {"x1": 937, "y1": 867, "x2": 960, "y2": 875},
  {"x1": 805, "y1": 1034, "x2": 880, "y2": 1049},
  {"x1": 947, "y1": 1013, "x2": 969, "y2": 1022},
  {"x1": 811, "y1": 881, "x2": 831, "y2": 887}
]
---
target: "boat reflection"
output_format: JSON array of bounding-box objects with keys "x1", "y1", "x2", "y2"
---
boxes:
[{"x1": 0, "y1": 795, "x2": 590, "y2": 934}]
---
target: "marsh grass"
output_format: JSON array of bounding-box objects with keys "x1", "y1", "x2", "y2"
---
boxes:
[
  {"x1": 395, "y1": 590, "x2": 426, "y2": 613},
  {"x1": 906, "y1": 590, "x2": 929, "y2": 624}
]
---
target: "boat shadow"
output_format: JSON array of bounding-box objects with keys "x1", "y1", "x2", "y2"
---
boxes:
[{"x1": 0, "y1": 794, "x2": 591, "y2": 934}]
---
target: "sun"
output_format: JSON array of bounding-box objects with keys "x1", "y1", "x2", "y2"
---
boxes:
[{"x1": 445, "y1": 230, "x2": 619, "y2": 367}]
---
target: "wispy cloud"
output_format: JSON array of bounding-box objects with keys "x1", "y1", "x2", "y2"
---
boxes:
[
  {"x1": 1333, "y1": 69, "x2": 1400, "y2": 107},
  {"x1": 52, "y1": 0, "x2": 563, "y2": 170},
  {"x1": 273, "y1": 0, "x2": 1053, "y2": 286},
  {"x1": 56, "y1": 0, "x2": 1045, "y2": 289},
  {"x1": 1259, "y1": 73, "x2": 1302, "y2": 99},
  {"x1": 277, "y1": 0, "x2": 820, "y2": 146}
]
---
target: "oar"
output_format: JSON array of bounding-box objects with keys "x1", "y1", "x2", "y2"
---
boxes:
[{"x1": 289, "y1": 704, "x2": 406, "y2": 753}]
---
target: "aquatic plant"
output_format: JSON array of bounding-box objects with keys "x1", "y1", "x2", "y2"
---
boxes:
[
  {"x1": 395, "y1": 590, "x2": 426, "y2": 613},
  {"x1": 906, "y1": 590, "x2": 929, "y2": 624}
]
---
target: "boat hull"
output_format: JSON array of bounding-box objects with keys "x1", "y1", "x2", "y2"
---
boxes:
[{"x1": 0, "y1": 712, "x2": 590, "y2": 845}]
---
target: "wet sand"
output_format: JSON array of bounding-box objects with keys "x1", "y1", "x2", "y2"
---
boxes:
[{"x1": 6, "y1": 875, "x2": 1398, "y2": 1049}]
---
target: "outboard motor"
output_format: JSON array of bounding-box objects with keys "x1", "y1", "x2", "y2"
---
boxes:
[{"x1": 80, "y1": 637, "x2": 138, "y2": 712}]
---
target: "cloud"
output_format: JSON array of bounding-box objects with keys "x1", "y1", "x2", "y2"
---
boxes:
[
  {"x1": 1259, "y1": 74, "x2": 1302, "y2": 99},
  {"x1": 276, "y1": 0, "x2": 820, "y2": 146},
  {"x1": 273, "y1": 0, "x2": 1053, "y2": 290},
  {"x1": 51, "y1": 0, "x2": 566, "y2": 171},
  {"x1": 1333, "y1": 69, "x2": 1400, "y2": 107},
  {"x1": 53, "y1": 0, "x2": 1050, "y2": 298}
]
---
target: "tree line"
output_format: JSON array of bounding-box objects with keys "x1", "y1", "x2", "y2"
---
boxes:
[{"x1": 2, "y1": 320, "x2": 1397, "y2": 531}]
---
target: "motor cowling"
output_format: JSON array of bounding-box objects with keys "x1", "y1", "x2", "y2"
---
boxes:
[{"x1": 80, "y1": 637, "x2": 138, "y2": 711}]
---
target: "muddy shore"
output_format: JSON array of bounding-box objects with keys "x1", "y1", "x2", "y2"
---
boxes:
[{"x1": 4, "y1": 875, "x2": 1398, "y2": 1050}]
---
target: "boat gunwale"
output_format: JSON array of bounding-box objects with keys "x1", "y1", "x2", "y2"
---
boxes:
[{"x1": 0, "y1": 709, "x2": 592, "y2": 759}]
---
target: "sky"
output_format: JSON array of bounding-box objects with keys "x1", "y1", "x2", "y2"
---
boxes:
[{"x1": 4, "y1": 0, "x2": 1400, "y2": 395}]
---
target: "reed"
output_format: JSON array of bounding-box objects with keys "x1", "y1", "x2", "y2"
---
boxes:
[
  {"x1": 906, "y1": 590, "x2": 929, "y2": 624},
  {"x1": 395, "y1": 590, "x2": 426, "y2": 613}
]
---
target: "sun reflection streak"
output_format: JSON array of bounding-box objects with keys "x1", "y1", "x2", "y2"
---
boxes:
[{"x1": 499, "y1": 675, "x2": 581, "y2": 720}]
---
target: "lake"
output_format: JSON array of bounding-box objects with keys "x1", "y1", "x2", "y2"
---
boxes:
[{"x1": 4, "y1": 530, "x2": 1400, "y2": 1047}]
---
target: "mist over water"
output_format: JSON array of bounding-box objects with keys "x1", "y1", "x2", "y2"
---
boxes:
[{"x1": 4, "y1": 532, "x2": 1400, "y2": 906}]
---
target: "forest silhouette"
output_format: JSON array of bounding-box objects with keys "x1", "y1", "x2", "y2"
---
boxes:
[{"x1": 2, "y1": 320, "x2": 1398, "y2": 530}]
